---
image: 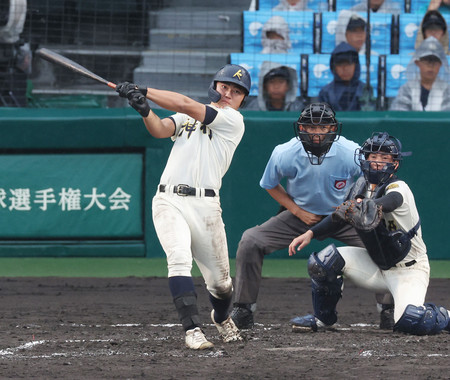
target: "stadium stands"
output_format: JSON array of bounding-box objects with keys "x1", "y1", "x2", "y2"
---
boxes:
[
  {"x1": 318, "y1": 11, "x2": 394, "y2": 55},
  {"x1": 3, "y1": 0, "x2": 448, "y2": 109},
  {"x1": 239, "y1": 0, "x2": 450, "y2": 110},
  {"x1": 230, "y1": 52, "x2": 301, "y2": 96},
  {"x1": 243, "y1": 11, "x2": 315, "y2": 54}
]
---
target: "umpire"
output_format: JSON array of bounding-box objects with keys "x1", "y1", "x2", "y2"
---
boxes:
[{"x1": 230, "y1": 103, "x2": 394, "y2": 330}]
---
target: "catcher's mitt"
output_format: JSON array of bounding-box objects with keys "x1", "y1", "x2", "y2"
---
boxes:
[{"x1": 331, "y1": 198, "x2": 382, "y2": 231}]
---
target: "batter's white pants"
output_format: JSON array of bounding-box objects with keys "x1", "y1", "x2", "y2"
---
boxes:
[
  {"x1": 152, "y1": 191, "x2": 233, "y2": 299},
  {"x1": 338, "y1": 246, "x2": 430, "y2": 323}
]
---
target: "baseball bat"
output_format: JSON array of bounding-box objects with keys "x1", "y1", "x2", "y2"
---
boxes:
[{"x1": 35, "y1": 47, "x2": 116, "y2": 90}]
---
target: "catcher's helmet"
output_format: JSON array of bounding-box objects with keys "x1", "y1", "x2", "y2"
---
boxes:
[
  {"x1": 208, "y1": 64, "x2": 251, "y2": 104},
  {"x1": 355, "y1": 132, "x2": 410, "y2": 185},
  {"x1": 294, "y1": 102, "x2": 341, "y2": 165}
]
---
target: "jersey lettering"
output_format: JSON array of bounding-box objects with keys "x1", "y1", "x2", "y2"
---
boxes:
[
  {"x1": 178, "y1": 119, "x2": 213, "y2": 140},
  {"x1": 387, "y1": 220, "x2": 397, "y2": 231},
  {"x1": 200, "y1": 123, "x2": 213, "y2": 140}
]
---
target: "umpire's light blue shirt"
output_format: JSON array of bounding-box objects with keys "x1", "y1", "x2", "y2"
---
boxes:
[{"x1": 260, "y1": 137, "x2": 361, "y2": 215}]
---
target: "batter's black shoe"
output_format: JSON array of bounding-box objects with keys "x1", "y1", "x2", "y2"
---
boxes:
[
  {"x1": 230, "y1": 304, "x2": 254, "y2": 329},
  {"x1": 379, "y1": 305, "x2": 395, "y2": 330}
]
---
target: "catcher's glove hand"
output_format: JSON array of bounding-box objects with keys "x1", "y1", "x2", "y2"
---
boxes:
[{"x1": 331, "y1": 198, "x2": 382, "y2": 231}]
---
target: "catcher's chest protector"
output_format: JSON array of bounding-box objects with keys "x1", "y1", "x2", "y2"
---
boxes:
[{"x1": 347, "y1": 177, "x2": 415, "y2": 270}]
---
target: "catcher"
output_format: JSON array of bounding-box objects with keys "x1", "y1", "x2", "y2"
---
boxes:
[{"x1": 289, "y1": 132, "x2": 450, "y2": 335}]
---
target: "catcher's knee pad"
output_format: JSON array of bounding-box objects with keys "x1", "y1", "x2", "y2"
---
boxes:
[
  {"x1": 307, "y1": 244, "x2": 345, "y2": 326},
  {"x1": 308, "y1": 244, "x2": 345, "y2": 282},
  {"x1": 394, "y1": 303, "x2": 450, "y2": 335},
  {"x1": 173, "y1": 292, "x2": 201, "y2": 331}
]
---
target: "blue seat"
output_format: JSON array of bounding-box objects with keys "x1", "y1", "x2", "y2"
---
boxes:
[
  {"x1": 409, "y1": 0, "x2": 431, "y2": 13},
  {"x1": 256, "y1": 0, "x2": 330, "y2": 11},
  {"x1": 320, "y1": 11, "x2": 393, "y2": 55},
  {"x1": 229, "y1": 52, "x2": 301, "y2": 96},
  {"x1": 384, "y1": 54, "x2": 410, "y2": 98},
  {"x1": 398, "y1": 13, "x2": 450, "y2": 54},
  {"x1": 335, "y1": 0, "x2": 404, "y2": 12},
  {"x1": 305, "y1": 53, "x2": 378, "y2": 98},
  {"x1": 243, "y1": 11, "x2": 314, "y2": 54},
  {"x1": 398, "y1": 13, "x2": 425, "y2": 54}
]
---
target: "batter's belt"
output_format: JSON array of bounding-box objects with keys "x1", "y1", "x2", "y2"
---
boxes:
[{"x1": 159, "y1": 184, "x2": 216, "y2": 197}]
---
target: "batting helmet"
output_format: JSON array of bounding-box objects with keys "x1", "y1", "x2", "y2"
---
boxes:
[
  {"x1": 208, "y1": 64, "x2": 251, "y2": 104},
  {"x1": 294, "y1": 102, "x2": 341, "y2": 165},
  {"x1": 355, "y1": 132, "x2": 411, "y2": 185}
]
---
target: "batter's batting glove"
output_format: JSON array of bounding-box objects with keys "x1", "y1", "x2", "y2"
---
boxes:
[
  {"x1": 128, "y1": 90, "x2": 151, "y2": 118},
  {"x1": 116, "y1": 82, "x2": 147, "y2": 99}
]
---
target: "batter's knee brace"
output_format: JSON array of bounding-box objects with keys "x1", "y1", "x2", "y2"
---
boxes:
[
  {"x1": 394, "y1": 303, "x2": 450, "y2": 336},
  {"x1": 307, "y1": 244, "x2": 346, "y2": 326}
]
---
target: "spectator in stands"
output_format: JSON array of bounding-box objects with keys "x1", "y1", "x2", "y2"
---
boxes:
[
  {"x1": 273, "y1": 0, "x2": 311, "y2": 11},
  {"x1": 350, "y1": 0, "x2": 401, "y2": 14},
  {"x1": 390, "y1": 37, "x2": 450, "y2": 111},
  {"x1": 417, "y1": 0, "x2": 450, "y2": 15},
  {"x1": 415, "y1": 10, "x2": 449, "y2": 54},
  {"x1": 336, "y1": 11, "x2": 367, "y2": 54},
  {"x1": 318, "y1": 42, "x2": 375, "y2": 111},
  {"x1": 244, "y1": 63, "x2": 304, "y2": 111},
  {"x1": 261, "y1": 15, "x2": 292, "y2": 54}
]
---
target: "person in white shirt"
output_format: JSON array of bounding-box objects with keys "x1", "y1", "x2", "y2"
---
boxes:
[{"x1": 115, "y1": 64, "x2": 251, "y2": 350}]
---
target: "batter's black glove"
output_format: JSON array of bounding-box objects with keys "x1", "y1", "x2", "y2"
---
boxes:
[
  {"x1": 331, "y1": 198, "x2": 382, "y2": 231},
  {"x1": 128, "y1": 90, "x2": 151, "y2": 118},
  {"x1": 116, "y1": 82, "x2": 147, "y2": 99}
]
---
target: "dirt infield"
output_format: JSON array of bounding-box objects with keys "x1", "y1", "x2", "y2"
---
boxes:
[{"x1": 1, "y1": 276, "x2": 449, "y2": 379}]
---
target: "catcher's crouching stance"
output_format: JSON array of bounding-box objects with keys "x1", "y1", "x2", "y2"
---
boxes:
[{"x1": 289, "y1": 132, "x2": 450, "y2": 335}]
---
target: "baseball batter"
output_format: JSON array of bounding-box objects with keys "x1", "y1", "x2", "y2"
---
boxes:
[
  {"x1": 115, "y1": 64, "x2": 251, "y2": 349},
  {"x1": 289, "y1": 132, "x2": 450, "y2": 335}
]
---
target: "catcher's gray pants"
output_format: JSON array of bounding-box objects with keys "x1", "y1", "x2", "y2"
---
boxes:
[{"x1": 234, "y1": 210, "x2": 365, "y2": 305}]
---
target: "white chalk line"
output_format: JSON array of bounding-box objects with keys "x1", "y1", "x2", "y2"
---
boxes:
[{"x1": 2, "y1": 322, "x2": 449, "y2": 360}]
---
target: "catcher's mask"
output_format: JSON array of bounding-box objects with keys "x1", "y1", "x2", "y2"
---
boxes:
[
  {"x1": 208, "y1": 64, "x2": 251, "y2": 106},
  {"x1": 294, "y1": 102, "x2": 341, "y2": 165},
  {"x1": 355, "y1": 132, "x2": 411, "y2": 185}
]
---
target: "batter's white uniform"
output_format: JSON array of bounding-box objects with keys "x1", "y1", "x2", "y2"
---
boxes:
[
  {"x1": 152, "y1": 105, "x2": 245, "y2": 298},
  {"x1": 337, "y1": 180, "x2": 429, "y2": 322}
]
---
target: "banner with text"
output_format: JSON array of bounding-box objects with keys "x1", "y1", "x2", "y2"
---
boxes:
[{"x1": 0, "y1": 153, "x2": 143, "y2": 239}]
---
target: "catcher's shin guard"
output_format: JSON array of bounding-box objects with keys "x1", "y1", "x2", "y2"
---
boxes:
[
  {"x1": 307, "y1": 244, "x2": 345, "y2": 326},
  {"x1": 394, "y1": 303, "x2": 450, "y2": 335}
]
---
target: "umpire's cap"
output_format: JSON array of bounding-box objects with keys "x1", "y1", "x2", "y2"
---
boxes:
[{"x1": 208, "y1": 64, "x2": 251, "y2": 103}]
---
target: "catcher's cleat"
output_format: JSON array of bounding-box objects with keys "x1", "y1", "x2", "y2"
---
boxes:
[
  {"x1": 290, "y1": 314, "x2": 334, "y2": 332},
  {"x1": 185, "y1": 327, "x2": 214, "y2": 350},
  {"x1": 211, "y1": 310, "x2": 243, "y2": 342},
  {"x1": 379, "y1": 305, "x2": 395, "y2": 330},
  {"x1": 230, "y1": 304, "x2": 254, "y2": 329}
]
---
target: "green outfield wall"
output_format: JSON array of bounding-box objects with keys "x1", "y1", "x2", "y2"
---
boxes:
[{"x1": 0, "y1": 108, "x2": 448, "y2": 259}]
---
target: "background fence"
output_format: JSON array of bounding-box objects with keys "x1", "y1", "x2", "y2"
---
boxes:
[{"x1": 0, "y1": 108, "x2": 448, "y2": 259}]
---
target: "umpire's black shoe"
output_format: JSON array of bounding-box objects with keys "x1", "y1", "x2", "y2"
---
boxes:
[
  {"x1": 379, "y1": 305, "x2": 395, "y2": 330},
  {"x1": 230, "y1": 303, "x2": 254, "y2": 329}
]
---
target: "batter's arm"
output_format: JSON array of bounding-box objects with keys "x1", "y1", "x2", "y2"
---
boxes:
[
  {"x1": 266, "y1": 185, "x2": 323, "y2": 226},
  {"x1": 145, "y1": 88, "x2": 206, "y2": 122},
  {"x1": 141, "y1": 112, "x2": 176, "y2": 139}
]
